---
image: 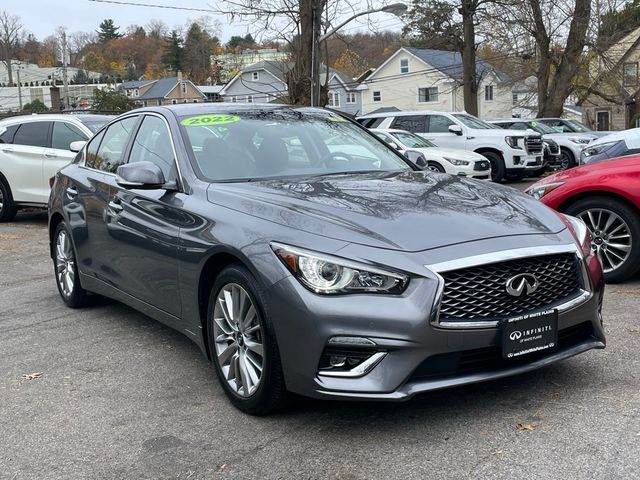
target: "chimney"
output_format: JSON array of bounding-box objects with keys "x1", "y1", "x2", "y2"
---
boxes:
[{"x1": 177, "y1": 70, "x2": 183, "y2": 82}]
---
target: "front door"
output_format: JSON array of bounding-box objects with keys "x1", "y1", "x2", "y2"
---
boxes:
[
  {"x1": 103, "y1": 114, "x2": 183, "y2": 317},
  {"x1": 596, "y1": 111, "x2": 610, "y2": 131},
  {"x1": 425, "y1": 114, "x2": 462, "y2": 149}
]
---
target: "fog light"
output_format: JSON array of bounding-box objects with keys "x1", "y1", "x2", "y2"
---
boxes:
[
  {"x1": 328, "y1": 336, "x2": 376, "y2": 346},
  {"x1": 329, "y1": 356, "x2": 347, "y2": 367}
]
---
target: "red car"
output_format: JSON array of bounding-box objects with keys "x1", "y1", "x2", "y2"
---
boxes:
[{"x1": 526, "y1": 155, "x2": 640, "y2": 282}]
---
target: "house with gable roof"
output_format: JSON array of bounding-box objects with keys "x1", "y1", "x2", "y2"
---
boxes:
[
  {"x1": 360, "y1": 47, "x2": 513, "y2": 118},
  {"x1": 120, "y1": 72, "x2": 206, "y2": 106}
]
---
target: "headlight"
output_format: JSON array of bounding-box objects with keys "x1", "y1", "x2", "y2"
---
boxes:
[
  {"x1": 526, "y1": 181, "x2": 564, "y2": 200},
  {"x1": 272, "y1": 243, "x2": 408, "y2": 294},
  {"x1": 570, "y1": 138, "x2": 591, "y2": 145},
  {"x1": 559, "y1": 213, "x2": 592, "y2": 257},
  {"x1": 443, "y1": 157, "x2": 470, "y2": 166},
  {"x1": 505, "y1": 136, "x2": 523, "y2": 149},
  {"x1": 582, "y1": 140, "x2": 619, "y2": 157}
]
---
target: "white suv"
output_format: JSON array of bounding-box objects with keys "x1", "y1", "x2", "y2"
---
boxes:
[
  {"x1": 357, "y1": 111, "x2": 543, "y2": 182},
  {"x1": 0, "y1": 114, "x2": 112, "y2": 221}
]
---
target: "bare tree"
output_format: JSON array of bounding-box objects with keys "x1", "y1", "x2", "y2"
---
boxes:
[
  {"x1": 68, "y1": 31, "x2": 96, "y2": 67},
  {"x1": 0, "y1": 11, "x2": 23, "y2": 85}
]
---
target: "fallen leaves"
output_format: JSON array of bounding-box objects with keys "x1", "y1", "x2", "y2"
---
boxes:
[
  {"x1": 22, "y1": 372, "x2": 42, "y2": 380},
  {"x1": 515, "y1": 423, "x2": 537, "y2": 431}
]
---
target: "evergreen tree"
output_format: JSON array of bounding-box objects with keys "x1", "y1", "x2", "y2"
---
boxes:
[
  {"x1": 97, "y1": 19, "x2": 123, "y2": 43},
  {"x1": 162, "y1": 30, "x2": 184, "y2": 73}
]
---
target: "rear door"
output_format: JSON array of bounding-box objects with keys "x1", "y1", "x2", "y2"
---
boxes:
[
  {"x1": 103, "y1": 114, "x2": 183, "y2": 317},
  {"x1": 46, "y1": 121, "x2": 89, "y2": 195},
  {"x1": 2, "y1": 121, "x2": 51, "y2": 204}
]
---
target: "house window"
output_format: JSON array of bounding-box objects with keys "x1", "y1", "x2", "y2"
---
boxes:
[
  {"x1": 231, "y1": 96, "x2": 237, "y2": 103},
  {"x1": 142, "y1": 101, "x2": 147, "y2": 107},
  {"x1": 373, "y1": 91, "x2": 381, "y2": 102},
  {"x1": 400, "y1": 59, "x2": 409, "y2": 74},
  {"x1": 181, "y1": 82, "x2": 187, "y2": 94},
  {"x1": 193, "y1": 99, "x2": 198, "y2": 103},
  {"x1": 133, "y1": 89, "x2": 139, "y2": 98},
  {"x1": 183, "y1": 99, "x2": 188, "y2": 103},
  {"x1": 485, "y1": 85, "x2": 494, "y2": 102},
  {"x1": 624, "y1": 63, "x2": 638, "y2": 87},
  {"x1": 346, "y1": 92, "x2": 356, "y2": 104},
  {"x1": 328, "y1": 91, "x2": 340, "y2": 107},
  {"x1": 252, "y1": 71, "x2": 259, "y2": 81},
  {"x1": 157, "y1": 100, "x2": 162, "y2": 106},
  {"x1": 418, "y1": 87, "x2": 438, "y2": 103},
  {"x1": 512, "y1": 93, "x2": 518, "y2": 105},
  {"x1": 246, "y1": 95, "x2": 253, "y2": 103},
  {"x1": 171, "y1": 99, "x2": 177, "y2": 105}
]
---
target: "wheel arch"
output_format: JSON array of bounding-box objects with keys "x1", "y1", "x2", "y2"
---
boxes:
[
  {"x1": 48, "y1": 212, "x2": 65, "y2": 259},
  {"x1": 474, "y1": 147, "x2": 503, "y2": 159},
  {"x1": 557, "y1": 190, "x2": 640, "y2": 215}
]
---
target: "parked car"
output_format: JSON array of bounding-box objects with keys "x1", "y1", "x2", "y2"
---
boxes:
[
  {"x1": 581, "y1": 128, "x2": 640, "y2": 165},
  {"x1": 370, "y1": 128, "x2": 491, "y2": 179},
  {"x1": 526, "y1": 155, "x2": 640, "y2": 282},
  {"x1": 536, "y1": 118, "x2": 611, "y2": 138},
  {"x1": 0, "y1": 113, "x2": 113, "y2": 221},
  {"x1": 357, "y1": 110, "x2": 543, "y2": 182},
  {"x1": 490, "y1": 119, "x2": 591, "y2": 170},
  {"x1": 49, "y1": 104, "x2": 605, "y2": 414}
]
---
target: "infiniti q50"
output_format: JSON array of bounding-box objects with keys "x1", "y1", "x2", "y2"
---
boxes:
[{"x1": 48, "y1": 105, "x2": 605, "y2": 414}]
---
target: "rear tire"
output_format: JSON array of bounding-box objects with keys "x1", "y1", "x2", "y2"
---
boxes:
[
  {"x1": 564, "y1": 196, "x2": 640, "y2": 283},
  {"x1": 207, "y1": 264, "x2": 288, "y2": 415},
  {"x1": 0, "y1": 178, "x2": 17, "y2": 222},
  {"x1": 481, "y1": 151, "x2": 505, "y2": 182},
  {"x1": 52, "y1": 221, "x2": 90, "y2": 307}
]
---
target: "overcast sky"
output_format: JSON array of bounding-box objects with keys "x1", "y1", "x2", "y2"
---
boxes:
[{"x1": 4, "y1": 0, "x2": 405, "y2": 42}]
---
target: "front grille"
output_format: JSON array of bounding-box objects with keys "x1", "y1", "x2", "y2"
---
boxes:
[
  {"x1": 525, "y1": 136, "x2": 544, "y2": 154},
  {"x1": 438, "y1": 253, "x2": 582, "y2": 323},
  {"x1": 545, "y1": 141, "x2": 560, "y2": 155},
  {"x1": 473, "y1": 160, "x2": 490, "y2": 171},
  {"x1": 409, "y1": 321, "x2": 596, "y2": 382}
]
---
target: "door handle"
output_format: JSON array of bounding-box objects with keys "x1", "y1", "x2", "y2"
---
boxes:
[
  {"x1": 1, "y1": 147, "x2": 14, "y2": 153},
  {"x1": 45, "y1": 151, "x2": 58, "y2": 158},
  {"x1": 65, "y1": 186, "x2": 78, "y2": 199},
  {"x1": 108, "y1": 199, "x2": 123, "y2": 214}
]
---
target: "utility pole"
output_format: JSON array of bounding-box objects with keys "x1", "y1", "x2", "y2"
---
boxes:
[
  {"x1": 61, "y1": 30, "x2": 70, "y2": 110},
  {"x1": 16, "y1": 64, "x2": 23, "y2": 111}
]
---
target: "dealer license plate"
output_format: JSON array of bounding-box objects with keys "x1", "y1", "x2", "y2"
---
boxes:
[{"x1": 502, "y1": 310, "x2": 558, "y2": 359}]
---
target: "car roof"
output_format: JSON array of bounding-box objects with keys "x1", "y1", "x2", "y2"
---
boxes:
[
  {"x1": 370, "y1": 128, "x2": 411, "y2": 134},
  {"x1": 0, "y1": 113, "x2": 113, "y2": 125},
  {"x1": 138, "y1": 103, "x2": 330, "y2": 118},
  {"x1": 358, "y1": 110, "x2": 462, "y2": 119}
]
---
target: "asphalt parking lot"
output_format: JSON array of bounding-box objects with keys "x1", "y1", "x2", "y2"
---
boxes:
[{"x1": 1, "y1": 199, "x2": 639, "y2": 479}]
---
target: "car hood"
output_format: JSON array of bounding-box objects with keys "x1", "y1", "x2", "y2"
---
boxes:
[
  {"x1": 206, "y1": 171, "x2": 566, "y2": 251},
  {"x1": 589, "y1": 128, "x2": 640, "y2": 148},
  {"x1": 412, "y1": 147, "x2": 486, "y2": 161},
  {"x1": 542, "y1": 133, "x2": 592, "y2": 143}
]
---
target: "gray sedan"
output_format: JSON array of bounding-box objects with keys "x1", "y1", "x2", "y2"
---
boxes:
[{"x1": 48, "y1": 105, "x2": 605, "y2": 414}]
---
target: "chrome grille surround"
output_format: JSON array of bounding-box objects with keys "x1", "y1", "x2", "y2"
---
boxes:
[
  {"x1": 426, "y1": 245, "x2": 591, "y2": 329},
  {"x1": 525, "y1": 136, "x2": 544, "y2": 155}
]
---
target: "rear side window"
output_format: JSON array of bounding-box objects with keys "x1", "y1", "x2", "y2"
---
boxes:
[
  {"x1": 12, "y1": 122, "x2": 51, "y2": 147},
  {"x1": 391, "y1": 115, "x2": 427, "y2": 134},
  {"x1": 87, "y1": 116, "x2": 138, "y2": 173},
  {"x1": 0, "y1": 124, "x2": 19, "y2": 144},
  {"x1": 128, "y1": 115, "x2": 175, "y2": 180},
  {"x1": 52, "y1": 122, "x2": 88, "y2": 150}
]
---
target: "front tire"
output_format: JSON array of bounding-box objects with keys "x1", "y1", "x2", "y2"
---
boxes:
[
  {"x1": 482, "y1": 151, "x2": 505, "y2": 182},
  {"x1": 207, "y1": 264, "x2": 288, "y2": 415},
  {"x1": 564, "y1": 196, "x2": 640, "y2": 282},
  {"x1": 53, "y1": 221, "x2": 90, "y2": 307},
  {"x1": 0, "y1": 178, "x2": 17, "y2": 222},
  {"x1": 426, "y1": 161, "x2": 446, "y2": 173},
  {"x1": 559, "y1": 148, "x2": 576, "y2": 170}
]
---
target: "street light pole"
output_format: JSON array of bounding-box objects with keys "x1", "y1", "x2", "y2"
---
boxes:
[{"x1": 310, "y1": 2, "x2": 407, "y2": 107}]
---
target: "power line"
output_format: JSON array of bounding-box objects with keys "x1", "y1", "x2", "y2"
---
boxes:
[{"x1": 87, "y1": 0, "x2": 216, "y2": 12}]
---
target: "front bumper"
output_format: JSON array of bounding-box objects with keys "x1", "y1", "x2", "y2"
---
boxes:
[{"x1": 265, "y1": 245, "x2": 605, "y2": 401}]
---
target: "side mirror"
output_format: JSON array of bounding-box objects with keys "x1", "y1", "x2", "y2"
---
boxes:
[
  {"x1": 70, "y1": 140, "x2": 87, "y2": 152},
  {"x1": 388, "y1": 141, "x2": 402, "y2": 151},
  {"x1": 404, "y1": 150, "x2": 427, "y2": 168},
  {"x1": 448, "y1": 125, "x2": 463, "y2": 136},
  {"x1": 116, "y1": 161, "x2": 166, "y2": 189}
]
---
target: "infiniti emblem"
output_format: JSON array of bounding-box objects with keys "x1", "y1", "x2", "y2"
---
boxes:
[
  {"x1": 509, "y1": 331, "x2": 522, "y2": 341},
  {"x1": 505, "y1": 273, "x2": 539, "y2": 297}
]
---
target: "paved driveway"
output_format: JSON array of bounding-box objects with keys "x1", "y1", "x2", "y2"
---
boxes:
[{"x1": 1, "y1": 211, "x2": 638, "y2": 479}]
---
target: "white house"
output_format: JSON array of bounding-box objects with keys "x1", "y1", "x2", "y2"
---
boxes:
[{"x1": 360, "y1": 47, "x2": 513, "y2": 118}]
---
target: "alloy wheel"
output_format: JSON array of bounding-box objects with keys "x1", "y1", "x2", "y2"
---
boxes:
[
  {"x1": 0, "y1": 187, "x2": 4, "y2": 213},
  {"x1": 55, "y1": 230, "x2": 76, "y2": 297},
  {"x1": 212, "y1": 283, "x2": 264, "y2": 397},
  {"x1": 578, "y1": 208, "x2": 632, "y2": 273},
  {"x1": 559, "y1": 151, "x2": 571, "y2": 170}
]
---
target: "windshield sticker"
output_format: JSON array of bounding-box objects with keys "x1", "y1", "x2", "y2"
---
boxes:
[
  {"x1": 326, "y1": 115, "x2": 348, "y2": 122},
  {"x1": 530, "y1": 121, "x2": 537, "y2": 127},
  {"x1": 181, "y1": 114, "x2": 240, "y2": 126}
]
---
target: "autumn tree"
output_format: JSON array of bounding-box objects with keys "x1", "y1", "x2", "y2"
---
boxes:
[
  {"x1": 20, "y1": 33, "x2": 40, "y2": 64},
  {"x1": 333, "y1": 49, "x2": 367, "y2": 77},
  {"x1": 0, "y1": 10, "x2": 23, "y2": 85}
]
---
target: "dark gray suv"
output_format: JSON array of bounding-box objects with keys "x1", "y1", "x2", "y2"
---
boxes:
[{"x1": 48, "y1": 105, "x2": 605, "y2": 414}]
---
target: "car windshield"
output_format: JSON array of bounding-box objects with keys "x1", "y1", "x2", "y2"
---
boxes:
[
  {"x1": 82, "y1": 120, "x2": 110, "y2": 133},
  {"x1": 392, "y1": 131, "x2": 436, "y2": 148},
  {"x1": 566, "y1": 119, "x2": 593, "y2": 133},
  {"x1": 452, "y1": 113, "x2": 497, "y2": 130},
  {"x1": 179, "y1": 110, "x2": 411, "y2": 181},
  {"x1": 529, "y1": 122, "x2": 556, "y2": 134}
]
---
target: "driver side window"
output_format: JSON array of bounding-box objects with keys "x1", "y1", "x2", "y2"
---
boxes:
[
  {"x1": 128, "y1": 115, "x2": 176, "y2": 180},
  {"x1": 88, "y1": 116, "x2": 138, "y2": 173}
]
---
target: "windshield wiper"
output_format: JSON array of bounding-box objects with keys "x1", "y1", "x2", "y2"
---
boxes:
[{"x1": 303, "y1": 170, "x2": 387, "y2": 180}]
